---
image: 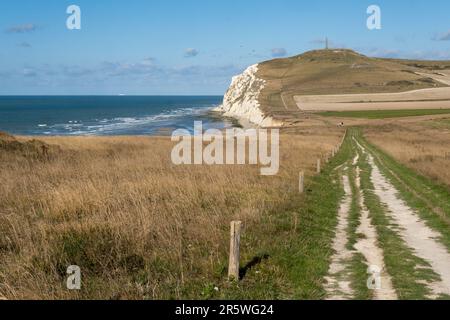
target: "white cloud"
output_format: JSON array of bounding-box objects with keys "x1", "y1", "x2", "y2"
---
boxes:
[
  {"x1": 6, "y1": 23, "x2": 38, "y2": 34},
  {"x1": 184, "y1": 48, "x2": 199, "y2": 58},
  {"x1": 271, "y1": 48, "x2": 287, "y2": 58},
  {"x1": 22, "y1": 68, "x2": 37, "y2": 77},
  {"x1": 363, "y1": 47, "x2": 450, "y2": 60},
  {"x1": 17, "y1": 42, "x2": 32, "y2": 48},
  {"x1": 435, "y1": 30, "x2": 450, "y2": 41}
]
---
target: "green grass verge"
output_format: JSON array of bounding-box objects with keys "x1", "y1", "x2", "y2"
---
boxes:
[
  {"x1": 340, "y1": 144, "x2": 372, "y2": 300},
  {"x1": 212, "y1": 135, "x2": 352, "y2": 299},
  {"x1": 319, "y1": 109, "x2": 450, "y2": 119},
  {"x1": 345, "y1": 145, "x2": 361, "y2": 251}
]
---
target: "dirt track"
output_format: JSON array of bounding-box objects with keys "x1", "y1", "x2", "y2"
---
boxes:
[
  {"x1": 362, "y1": 147, "x2": 450, "y2": 298},
  {"x1": 326, "y1": 130, "x2": 450, "y2": 299},
  {"x1": 324, "y1": 173, "x2": 354, "y2": 300}
]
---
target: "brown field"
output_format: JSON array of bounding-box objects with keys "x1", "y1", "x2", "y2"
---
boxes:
[
  {"x1": 364, "y1": 118, "x2": 450, "y2": 186},
  {"x1": 296, "y1": 87, "x2": 450, "y2": 104},
  {"x1": 0, "y1": 127, "x2": 342, "y2": 299},
  {"x1": 297, "y1": 100, "x2": 450, "y2": 112},
  {"x1": 295, "y1": 87, "x2": 450, "y2": 112}
]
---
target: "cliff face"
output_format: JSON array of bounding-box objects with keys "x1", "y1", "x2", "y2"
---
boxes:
[{"x1": 217, "y1": 64, "x2": 280, "y2": 127}]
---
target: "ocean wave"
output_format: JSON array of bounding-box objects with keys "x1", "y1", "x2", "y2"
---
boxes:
[{"x1": 41, "y1": 106, "x2": 216, "y2": 135}]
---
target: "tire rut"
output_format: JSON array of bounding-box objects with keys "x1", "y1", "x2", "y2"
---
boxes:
[{"x1": 357, "y1": 140, "x2": 450, "y2": 297}]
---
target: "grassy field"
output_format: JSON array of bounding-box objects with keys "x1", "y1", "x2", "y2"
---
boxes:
[
  {"x1": 364, "y1": 119, "x2": 450, "y2": 186},
  {"x1": 0, "y1": 127, "x2": 343, "y2": 300},
  {"x1": 255, "y1": 49, "x2": 449, "y2": 123},
  {"x1": 318, "y1": 109, "x2": 450, "y2": 119}
]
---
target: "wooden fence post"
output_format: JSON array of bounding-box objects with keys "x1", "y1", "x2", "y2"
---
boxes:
[
  {"x1": 228, "y1": 221, "x2": 242, "y2": 281},
  {"x1": 317, "y1": 158, "x2": 321, "y2": 174},
  {"x1": 299, "y1": 171, "x2": 305, "y2": 194}
]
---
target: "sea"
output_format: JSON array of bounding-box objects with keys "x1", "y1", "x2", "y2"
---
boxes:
[{"x1": 0, "y1": 96, "x2": 234, "y2": 136}]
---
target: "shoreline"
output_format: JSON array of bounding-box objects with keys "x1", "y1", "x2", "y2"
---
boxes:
[
  {"x1": 0, "y1": 96, "x2": 226, "y2": 137},
  {"x1": 4, "y1": 109, "x2": 255, "y2": 138}
]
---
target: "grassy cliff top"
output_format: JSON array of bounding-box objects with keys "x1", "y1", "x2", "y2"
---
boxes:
[{"x1": 256, "y1": 49, "x2": 450, "y2": 118}]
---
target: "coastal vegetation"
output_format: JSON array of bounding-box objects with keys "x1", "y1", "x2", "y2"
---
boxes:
[{"x1": 0, "y1": 127, "x2": 342, "y2": 299}]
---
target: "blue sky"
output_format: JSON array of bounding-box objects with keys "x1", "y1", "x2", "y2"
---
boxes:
[{"x1": 0, "y1": 0, "x2": 449, "y2": 95}]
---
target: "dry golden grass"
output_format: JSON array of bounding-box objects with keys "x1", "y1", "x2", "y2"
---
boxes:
[
  {"x1": 364, "y1": 118, "x2": 450, "y2": 186},
  {"x1": 0, "y1": 127, "x2": 342, "y2": 299}
]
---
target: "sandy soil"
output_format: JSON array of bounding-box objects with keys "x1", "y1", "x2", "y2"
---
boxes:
[{"x1": 363, "y1": 145, "x2": 450, "y2": 297}]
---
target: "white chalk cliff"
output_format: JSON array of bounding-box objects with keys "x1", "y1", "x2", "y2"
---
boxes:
[{"x1": 216, "y1": 64, "x2": 280, "y2": 127}]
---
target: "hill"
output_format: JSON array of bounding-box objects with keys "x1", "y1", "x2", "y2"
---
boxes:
[{"x1": 254, "y1": 49, "x2": 450, "y2": 123}]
